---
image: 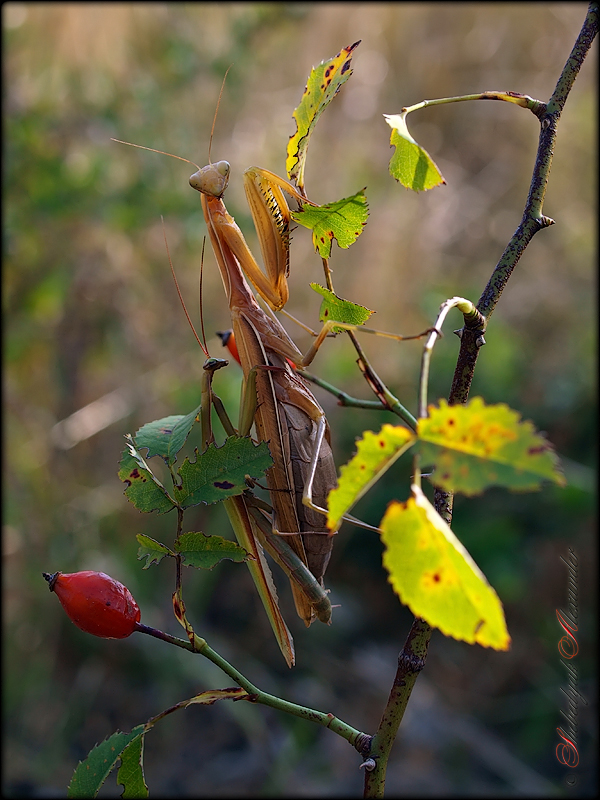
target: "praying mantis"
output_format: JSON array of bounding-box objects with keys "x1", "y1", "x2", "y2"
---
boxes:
[{"x1": 192, "y1": 158, "x2": 339, "y2": 630}]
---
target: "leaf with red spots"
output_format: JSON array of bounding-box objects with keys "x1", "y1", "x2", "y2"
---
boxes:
[
  {"x1": 292, "y1": 189, "x2": 368, "y2": 258},
  {"x1": 417, "y1": 397, "x2": 566, "y2": 495},
  {"x1": 385, "y1": 112, "x2": 445, "y2": 191},
  {"x1": 327, "y1": 424, "x2": 415, "y2": 530},
  {"x1": 118, "y1": 435, "x2": 176, "y2": 514},
  {"x1": 287, "y1": 41, "x2": 360, "y2": 189},
  {"x1": 310, "y1": 283, "x2": 373, "y2": 332},
  {"x1": 380, "y1": 484, "x2": 510, "y2": 650},
  {"x1": 173, "y1": 436, "x2": 273, "y2": 508}
]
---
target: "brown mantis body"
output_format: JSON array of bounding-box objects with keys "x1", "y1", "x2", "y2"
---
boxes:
[{"x1": 193, "y1": 162, "x2": 336, "y2": 626}]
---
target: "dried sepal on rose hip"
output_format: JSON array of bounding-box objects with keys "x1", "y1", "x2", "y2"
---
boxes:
[{"x1": 43, "y1": 570, "x2": 141, "y2": 639}]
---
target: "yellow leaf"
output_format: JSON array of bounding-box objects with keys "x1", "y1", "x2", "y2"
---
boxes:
[
  {"x1": 327, "y1": 424, "x2": 415, "y2": 530},
  {"x1": 380, "y1": 485, "x2": 510, "y2": 650},
  {"x1": 287, "y1": 42, "x2": 360, "y2": 189},
  {"x1": 418, "y1": 397, "x2": 566, "y2": 495}
]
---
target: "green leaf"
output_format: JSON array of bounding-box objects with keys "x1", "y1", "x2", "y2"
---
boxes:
[
  {"x1": 287, "y1": 41, "x2": 360, "y2": 189},
  {"x1": 292, "y1": 190, "x2": 368, "y2": 258},
  {"x1": 67, "y1": 726, "x2": 146, "y2": 799},
  {"x1": 385, "y1": 112, "x2": 445, "y2": 191},
  {"x1": 118, "y1": 437, "x2": 175, "y2": 514},
  {"x1": 380, "y1": 485, "x2": 510, "y2": 650},
  {"x1": 136, "y1": 534, "x2": 173, "y2": 568},
  {"x1": 417, "y1": 397, "x2": 566, "y2": 495},
  {"x1": 174, "y1": 531, "x2": 250, "y2": 569},
  {"x1": 134, "y1": 404, "x2": 201, "y2": 466},
  {"x1": 327, "y1": 424, "x2": 415, "y2": 530},
  {"x1": 173, "y1": 436, "x2": 273, "y2": 508},
  {"x1": 117, "y1": 734, "x2": 148, "y2": 799},
  {"x1": 310, "y1": 283, "x2": 373, "y2": 332}
]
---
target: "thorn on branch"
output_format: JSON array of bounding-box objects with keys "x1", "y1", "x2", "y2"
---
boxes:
[
  {"x1": 539, "y1": 215, "x2": 555, "y2": 228},
  {"x1": 359, "y1": 758, "x2": 377, "y2": 772}
]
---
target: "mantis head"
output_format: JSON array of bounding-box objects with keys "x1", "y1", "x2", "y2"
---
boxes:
[{"x1": 189, "y1": 161, "x2": 230, "y2": 199}]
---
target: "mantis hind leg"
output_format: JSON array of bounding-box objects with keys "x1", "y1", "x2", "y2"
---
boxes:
[{"x1": 289, "y1": 388, "x2": 381, "y2": 534}]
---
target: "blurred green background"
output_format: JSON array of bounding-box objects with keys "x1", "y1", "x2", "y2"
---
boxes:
[{"x1": 4, "y1": 3, "x2": 596, "y2": 797}]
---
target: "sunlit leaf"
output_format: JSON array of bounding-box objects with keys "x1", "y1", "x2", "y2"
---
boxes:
[
  {"x1": 385, "y1": 112, "x2": 445, "y2": 191},
  {"x1": 417, "y1": 397, "x2": 566, "y2": 495},
  {"x1": 174, "y1": 531, "x2": 249, "y2": 569},
  {"x1": 68, "y1": 726, "x2": 146, "y2": 799},
  {"x1": 117, "y1": 734, "x2": 148, "y2": 799},
  {"x1": 287, "y1": 41, "x2": 360, "y2": 188},
  {"x1": 173, "y1": 436, "x2": 273, "y2": 508},
  {"x1": 292, "y1": 190, "x2": 368, "y2": 257},
  {"x1": 136, "y1": 534, "x2": 173, "y2": 569},
  {"x1": 310, "y1": 283, "x2": 373, "y2": 332},
  {"x1": 327, "y1": 424, "x2": 415, "y2": 530},
  {"x1": 118, "y1": 437, "x2": 175, "y2": 514},
  {"x1": 380, "y1": 485, "x2": 510, "y2": 650},
  {"x1": 134, "y1": 405, "x2": 201, "y2": 466}
]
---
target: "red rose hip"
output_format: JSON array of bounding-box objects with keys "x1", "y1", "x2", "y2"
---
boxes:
[{"x1": 43, "y1": 570, "x2": 141, "y2": 639}]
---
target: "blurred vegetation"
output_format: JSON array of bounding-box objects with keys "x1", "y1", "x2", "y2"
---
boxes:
[{"x1": 4, "y1": 3, "x2": 596, "y2": 797}]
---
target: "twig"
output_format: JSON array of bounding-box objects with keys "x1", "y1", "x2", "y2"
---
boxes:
[{"x1": 136, "y1": 623, "x2": 372, "y2": 756}]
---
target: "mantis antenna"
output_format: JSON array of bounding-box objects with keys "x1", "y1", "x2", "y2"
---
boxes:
[
  {"x1": 161, "y1": 216, "x2": 209, "y2": 358},
  {"x1": 207, "y1": 65, "x2": 233, "y2": 165}
]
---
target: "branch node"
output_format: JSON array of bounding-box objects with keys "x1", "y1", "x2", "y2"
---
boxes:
[
  {"x1": 354, "y1": 732, "x2": 373, "y2": 756},
  {"x1": 453, "y1": 328, "x2": 463, "y2": 339},
  {"x1": 397, "y1": 650, "x2": 426, "y2": 674},
  {"x1": 475, "y1": 334, "x2": 486, "y2": 348},
  {"x1": 530, "y1": 99, "x2": 547, "y2": 120},
  {"x1": 539, "y1": 215, "x2": 555, "y2": 229}
]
